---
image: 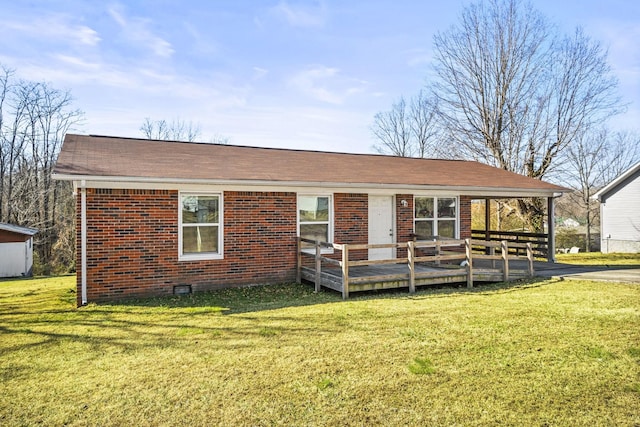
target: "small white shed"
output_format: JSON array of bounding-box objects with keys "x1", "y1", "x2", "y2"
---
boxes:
[
  {"x1": 0, "y1": 223, "x2": 38, "y2": 277},
  {"x1": 594, "y1": 162, "x2": 640, "y2": 253}
]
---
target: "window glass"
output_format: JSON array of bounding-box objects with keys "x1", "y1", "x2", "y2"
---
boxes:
[
  {"x1": 437, "y1": 220, "x2": 455, "y2": 238},
  {"x1": 183, "y1": 226, "x2": 219, "y2": 253},
  {"x1": 298, "y1": 195, "x2": 331, "y2": 249},
  {"x1": 414, "y1": 196, "x2": 457, "y2": 239},
  {"x1": 438, "y1": 198, "x2": 456, "y2": 218},
  {"x1": 182, "y1": 196, "x2": 219, "y2": 224},
  {"x1": 415, "y1": 220, "x2": 433, "y2": 238},
  {"x1": 415, "y1": 197, "x2": 434, "y2": 219},
  {"x1": 299, "y1": 196, "x2": 329, "y2": 222},
  {"x1": 180, "y1": 194, "x2": 221, "y2": 258},
  {"x1": 300, "y1": 224, "x2": 329, "y2": 244}
]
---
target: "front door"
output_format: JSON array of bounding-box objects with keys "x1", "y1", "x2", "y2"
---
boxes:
[{"x1": 368, "y1": 195, "x2": 395, "y2": 260}]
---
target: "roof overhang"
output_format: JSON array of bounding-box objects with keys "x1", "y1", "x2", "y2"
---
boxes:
[{"x1": 53, "y1": 173, "x2": 565, "y2": 198}]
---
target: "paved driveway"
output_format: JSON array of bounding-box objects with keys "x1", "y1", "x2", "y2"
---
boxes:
[{"x1": 534, "y1": 262, "x2": 640, "y2": 283}]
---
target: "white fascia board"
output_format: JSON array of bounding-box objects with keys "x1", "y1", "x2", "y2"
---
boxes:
[{"x1": 52, "y1": 173, "x2": 561, "y2": 198}]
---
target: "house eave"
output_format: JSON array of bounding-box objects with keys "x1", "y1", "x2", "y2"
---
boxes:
[
  {"x1": 592, "y1": 161, "x2": 640, "y2": 201},
  {"x1": 52, "y1": 173, "x2": 563, "y2": 198}
]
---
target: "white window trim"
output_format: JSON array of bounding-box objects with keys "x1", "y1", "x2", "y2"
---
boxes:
[
  {"x1": 178, "y1": 191, "x2": 224, "y2": 261},
  {"x1": 413, "y1": 195, "x2": 459, "y2": 242},
  {"x1": 297, "y1": 193, "x2": 334, "y2": 254}
]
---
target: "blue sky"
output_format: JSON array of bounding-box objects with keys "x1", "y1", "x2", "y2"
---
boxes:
[{"x1": 1, "y1": 0, "x2": 638, "y2": 153}]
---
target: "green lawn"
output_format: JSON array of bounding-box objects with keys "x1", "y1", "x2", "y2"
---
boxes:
[
  {"x1": 556, "y1": 252, "x2": 640, "y2": 265},
  {"x1": 1, "y1": 275, "x2": 639, "y2": 426}
]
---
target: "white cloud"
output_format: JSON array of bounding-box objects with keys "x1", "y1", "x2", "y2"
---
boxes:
[
  {"x1": 0, "y1": 15, "x2": 100, "y2": 46},
  {"x1": 271, "y1": 1, "x2": 327, "y2": 28},
  {"x1": 107, "y1": 5, "x2": 174, "y2": 58},
  {"x1": 289, "y1": 66, "x2": 367, "y2": 104},
  {"x1": 252, "y1": 67, "x2": 269, "y2": 80}
]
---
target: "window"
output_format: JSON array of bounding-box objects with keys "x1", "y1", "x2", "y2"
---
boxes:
[
  {"x1": 414, "y1": 196, "x2": 457, "y2": 239},
  {"x1": 179, "y1": 193, "x2": 223, "y2": 260},
  {"x1": 298, "y1": 195, "x2": 332, "y2": 249}
]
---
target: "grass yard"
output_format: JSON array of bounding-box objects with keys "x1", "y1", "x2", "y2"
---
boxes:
[
  {"x1": 1, "y1": 275, "x2": 639, "y2": 426},
  {"x1": 556, "y1": 252, "x2": 640, "y2": 265}
]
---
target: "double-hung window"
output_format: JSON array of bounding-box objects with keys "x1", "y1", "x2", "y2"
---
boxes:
[
  {"x1": 414, "y1": 196, "x2": 457, "y2": 239},
  {"x1": 298, "y1": 195, "x2": 332, "y2": 249},
  {"x1": 179, "y1": 193, "x2": 223, "y2": 260}
]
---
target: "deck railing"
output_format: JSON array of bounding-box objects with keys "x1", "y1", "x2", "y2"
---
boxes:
[
  {"x1": 297, "y1": 238, "x2": 534, "y2": 299},
  {"x1": 471, "y1": 229, "x2": 548, "y2": 258}
]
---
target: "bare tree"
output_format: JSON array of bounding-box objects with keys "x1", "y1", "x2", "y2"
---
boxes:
[
  {"x1": 562, "y1": 129, "x2": 639, "y2": 251},
  {"x1": 372, "y1": 91, "x2": 441, "y2": 158},
  {"x1": 140, "y1": 117, "x2": 202, "y2": 142},
  {"x1": 0, "y1": 64, "x2": 84, "y2": 273},
  {"x1": 371, "y1": 97, "x2": 412, "y2": 156},
  {"x1": 372, "y1": 0, "x2": 622, "y2": 230},
  {"x1": 409, "y1": 91, "x2": 442, "y2": 158}
]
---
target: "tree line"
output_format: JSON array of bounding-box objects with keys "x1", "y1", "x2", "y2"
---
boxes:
[
  {"x1": 0, "y1": 66, "x2": 82, "y2": 273},
  {"x1": 371, "y1": 0, "x2": 640, "y2": 241}
]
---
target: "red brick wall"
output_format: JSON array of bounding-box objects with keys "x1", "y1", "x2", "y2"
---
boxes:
[
  {"x1": 334, "y1": 193, "x2": 368, "y2": 261},
  {"x1": 459, "y1": 196, "x2": 472, "y2": 239},
  {"x1": 75, "y1": 189, "x2": 474, "y2": 305},
  {"x1": 396, "y1": 194, "x2": 414, "y2": 258},
  {"x1": 77, "y1": 189, "x2": 297, "y2": 304}
]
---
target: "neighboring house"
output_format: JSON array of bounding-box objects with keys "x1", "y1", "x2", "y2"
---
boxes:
[
  {"x1": 0, "y1": 223, "x2": 38, "y2": 277},
  {"x1": 594, "y1": 162, "x2": 640, "y2": 254},
  {"x1": 52, "y1": 134, "x2": 565, "y2": 306}
]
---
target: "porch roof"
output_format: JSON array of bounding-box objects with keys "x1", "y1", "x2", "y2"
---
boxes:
[{"x1": 53, "y1": 134, "x2": 566, "y2": 196}]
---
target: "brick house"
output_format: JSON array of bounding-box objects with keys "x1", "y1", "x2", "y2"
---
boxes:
[{"x1": 53, "y1": 134, "x2": 565, "y2": 305}]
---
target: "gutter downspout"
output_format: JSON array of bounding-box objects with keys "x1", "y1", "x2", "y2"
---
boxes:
[{"x1": 80, "y1": 181, "x2": 88, "y2": 305}]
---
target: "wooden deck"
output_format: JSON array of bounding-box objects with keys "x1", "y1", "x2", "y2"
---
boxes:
[{"x1": 297, "y1": 238, "x2": 535, "y2": 298}]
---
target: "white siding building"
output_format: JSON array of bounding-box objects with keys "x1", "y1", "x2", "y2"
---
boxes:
[
  {"x1": 0, "y1": 223, "x2": 38, "y2": 277},
  {"x1": 594, "y1": 162, "x2": 640, "y2": 253}
]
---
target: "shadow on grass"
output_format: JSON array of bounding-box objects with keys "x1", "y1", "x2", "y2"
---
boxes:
[
  {"x1": 107, "y1": 278, "x2": 552, "y2": 313},
  {"x1": 0, "y1": 278, "x2": 555, "y2": 360}
]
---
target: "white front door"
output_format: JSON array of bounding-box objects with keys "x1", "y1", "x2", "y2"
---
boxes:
[{"x1": 368, "y1": 195, "x2": 395, "y2": 260}]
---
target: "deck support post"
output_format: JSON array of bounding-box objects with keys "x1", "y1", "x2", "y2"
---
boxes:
[
  {"x1": 547, "y1": 196, "x2": 556, "y2": 263},
  {"x1": 296, "y1": 238, "x2": 302, "y2": 284},
  {"x1": 501, "y1": 240, "x2": 509, "y2": 281},
  {"x1": 465, "y1": 238, "x2": 473, "y2": 288},
  {"x1": 526, "y1": 243, "x2": 534, "y2": 277},
  {"x1": 314, "y1": 240, "x2": 321, "y2": 293},
  {"x1": 485, "y1": 198, "x2": 491, "y2": 254},
  {"x1": 341, "y1": 245, "x2": 349, "y2": 299},
  {"x1": 407, "y1": 241, "x2": 416, "y2": 293}
]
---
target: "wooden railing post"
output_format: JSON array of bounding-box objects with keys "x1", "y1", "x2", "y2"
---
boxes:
[
  {"x1": 501, "y1": 240, "x2": 509, "y2": 282},
  {"x1": 296, "y1": 237, "x2": 302, "y2": 284},
  {"x1": 314, "y1": 240, "x2": 321, "y2": 293},
  {"x1": 341, "y1": 244, "x2": 350, "y2": 299},
  {"x1": 526, "y1": 243, "x2": 534, "y2": 277},
  {"x1": 465, "y1": 238, "x2": 473, "y2": 288},
  {"x1": 407, "y1": 241, "x2": 415, "y2": 293},
  {"x1": 435, "y1": 240, "x2": 441, "y2": 266}
]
